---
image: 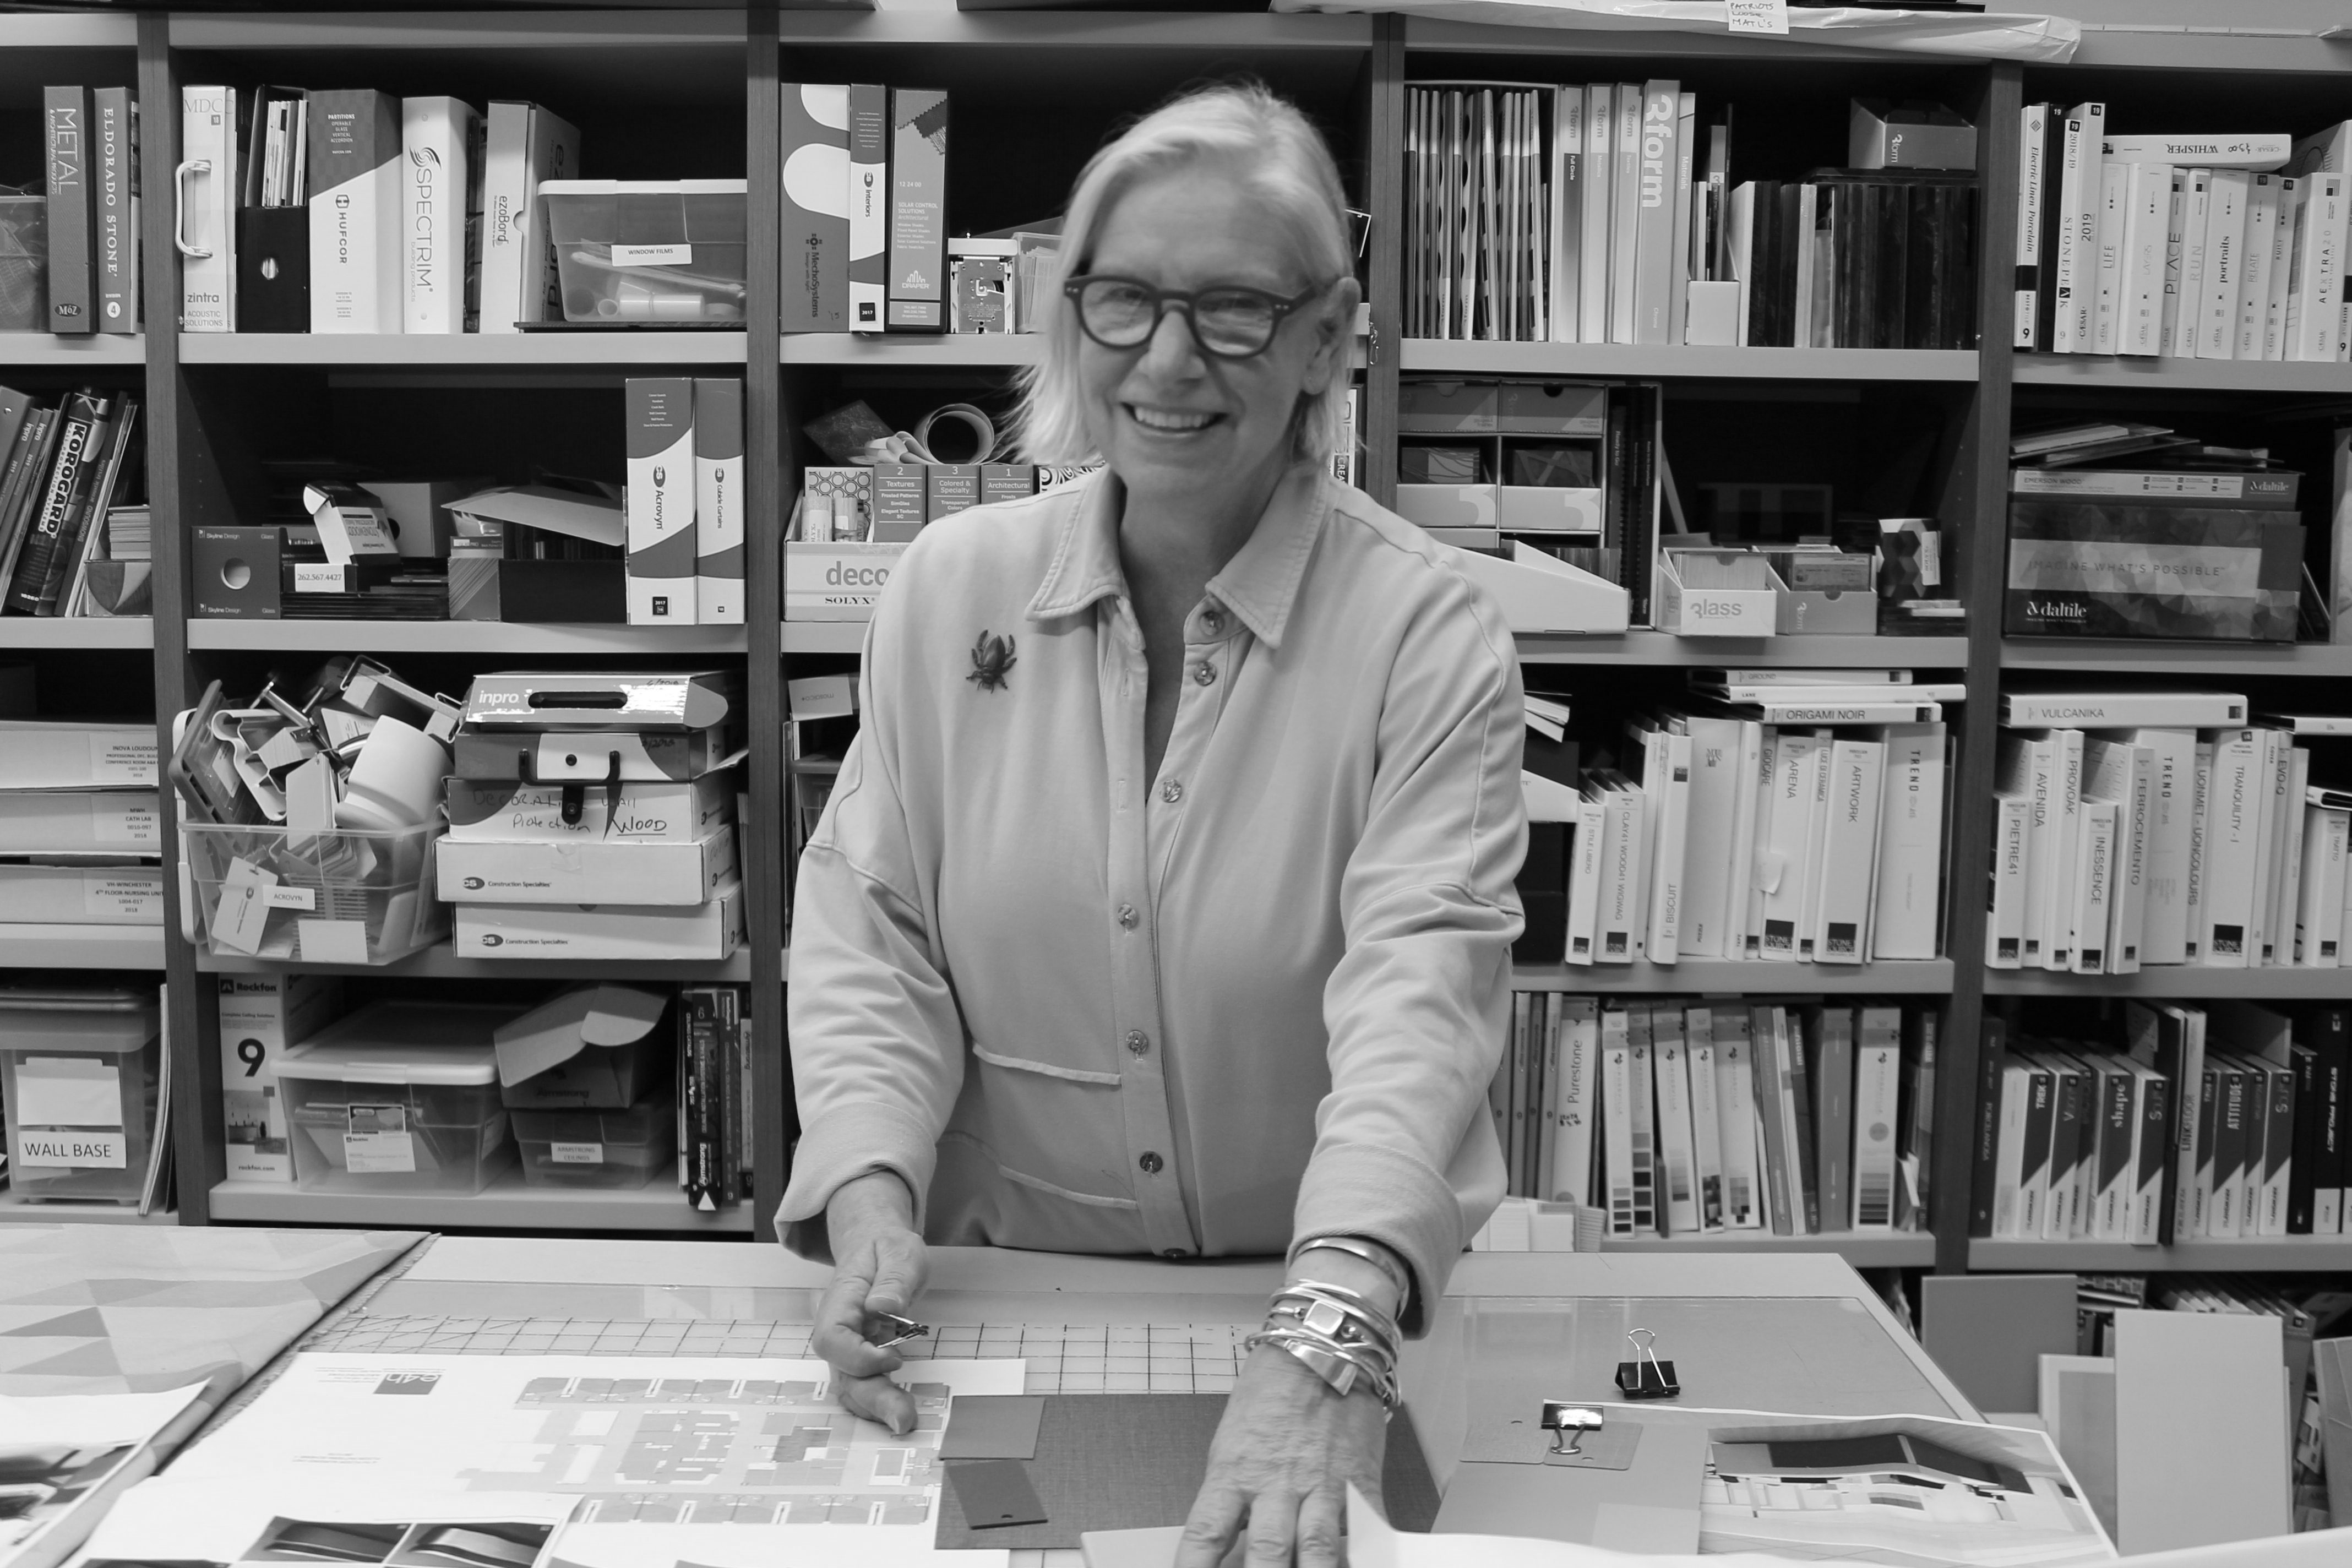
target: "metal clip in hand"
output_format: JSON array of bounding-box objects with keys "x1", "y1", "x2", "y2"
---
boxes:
[
  {"x1": 862, "y1": 1310, "x2": 931, "y2": 1351},
  {"x1": 1540, "y1": 1401, "x2": 1605, "y2": 1456},
  {"x1": 1614, "y1": 1327, "x2": 1680, "y2": 1400}
]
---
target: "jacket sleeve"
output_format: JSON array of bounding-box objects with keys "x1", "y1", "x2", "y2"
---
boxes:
[
  {"x1": 775, "y1": 581, "x2": 966, "y2": 1259},
  {"x1": 1292, "y1": 566, "x2": 1525, "y2": 1333}
]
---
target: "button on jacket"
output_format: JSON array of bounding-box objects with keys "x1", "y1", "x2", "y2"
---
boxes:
[{"x1": 778, "y1": 461, "x2": 1526, "y2": 1326}]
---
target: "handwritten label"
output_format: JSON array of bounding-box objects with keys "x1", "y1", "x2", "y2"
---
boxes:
[
  {"x1": 611, "y1": 243, "x2": 692, "y2": 266},
  {"x1": 1727, "y1": 0, "x2": 1790, "y2": 35},
  {"x1": 549, "y1": 1142, "x2": 605, "y2": 1165},
  {"x1": 17, "y1": 1130, "x2": 127, "y2": 1168}
]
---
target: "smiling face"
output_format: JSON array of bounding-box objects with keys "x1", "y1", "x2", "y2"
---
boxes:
[{"x1": 1076, "y1": 161, "x2": 1351, "y2": 519}]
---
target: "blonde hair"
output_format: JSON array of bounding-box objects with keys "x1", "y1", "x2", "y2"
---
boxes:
[{"x1": 1015, "y1": 82, "x2": 1354, "y2": 469}]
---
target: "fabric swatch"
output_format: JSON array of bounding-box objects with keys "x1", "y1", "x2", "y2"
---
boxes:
[{"x1": 940, "y1": 1393, "x2": 1046, "y2": 1459}]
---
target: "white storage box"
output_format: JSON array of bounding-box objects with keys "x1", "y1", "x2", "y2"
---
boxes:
[
  {"x1": 453, "y1": 878, "x2": 744, "y2": 960},
  {"x1": 1397, "y1": 484, "x2": 1496, "y2": 532},
  {"x1": 443, "y1": 773, "x2": 734, "y2": 845},
  {"x1": 0, "y1": 791, "x2": 161, "y2": 855},
  {"x1": 274, "y1": 1002, "x2": 525, "y2": 1194},
  {"x1": 786, "y1": 541, "x2": 903, "y2": 622},
  {"x1": 1656, "y1": 550, "x2": 1779, "y2": 638},
  {"x1": 0, "y1": 988, "x2": 161, "y2": 1204},
  {"x1": 437, "y1": 826, "x2": 736, "y2": 906},
  {"x1": 0, "y1": 864, "x2": 164, "y2": 924}
]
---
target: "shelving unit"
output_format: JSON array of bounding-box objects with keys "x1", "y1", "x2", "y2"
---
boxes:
[
  {"x1": 6, "y1": 6, "x2": 2337, "y2": 1280},
  {"x1": 0, "y1": 1192, "x2": 175, "y2": 1226},
  {"x1": 195, "y1": 948, "x2": 754, "y2": 982},
  {"x1": 1970, "y1": 1239, "x2": 2352, "y2": 1273}
]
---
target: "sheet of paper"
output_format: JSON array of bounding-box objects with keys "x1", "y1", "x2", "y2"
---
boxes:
[
  {"x1": 157, "y1": 1353, "x2": 1023, "y2": 1568},
  {"x1": 9, "y1": 1057, "x2": 121, "y2": 1129},
  {"x1": 75, "y1": 1478, "x2": 576, "y2": 1568},
  {"x1": 0, "y1": 1384, "x2": 205, "y2": 1568}
]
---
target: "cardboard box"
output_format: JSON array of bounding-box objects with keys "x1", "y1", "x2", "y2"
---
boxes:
[
  {"x1": 1397, "y1": 380, "x2": 1498, "y2": 434},
  {"x1": 980, "y1": 464, "x2": 1036, "y2": 504},
  {"x1": 928, "y1": 464, "x2": 979, "y2": 520},
  {"x1": 950, "y1": 241, "x2": 1014, "y2": 333},
  {"x1": 444, "y1": 772, "x2": 734, "y2": 843},
  {"x1": 0, "y1": 721, "x2": 158, "y2": 788},
  {"x1": 2006, "y1": 501, "x2": 2305, "y2": 642},
  {"x1": 0, "y1": 863, "x2": 164, "y2": 923},
  {"x1": 0, "y1": 790, "x2": 160, "y2": 854},
  {"x1": 219, "y1": 973, "x2": 345, "y2": 1182},
  {"x1": 190, "y1": 526, "x2": 283, "y2": 618},
  {"x1": 452, "y1": 728, "x2": 736, "y2": 783},
  {"x1": 439, "y1": 825, "x2": 736, "y2": 905},
  {"x1": 786, "y1": 540, "x2": 905, "y2": 620},
  {"x1": 447, "y1": 557, "x2": 625, "y2": 624},
  {"x1": 787, "y1": 673, "x2": 857, "y2": 722},
  {"x1": 493, "y1": 982, "x2": 670, "y2": 1109},
  {"x1": 1850, "y1": 100, "x2": 1977, "y2": 172},
  {"x1": 1656, "y1": 549, "x2": 1778, "y2": 637},
  {"x1": 1496, "y1": 486, "x2": 1604, "y2": 533},
  {"x1": 1448, "y1": 541, "x2": 1629, "y2": 634},
  {"x1": 1398, "y1": 484, "x2": 1499, "y2": 531},
  {"x1": 872, "y1": 462, "x2": 926, "y2": 542},
  {"x1": 361, "y1": 478, "x2": 486, "y2": 559},
  {"x1": 1777, "y1": 585, "x2": 1879, "y2": 635},
  {"x1": 1496, "y1": 382, "x2": 1607, "y2": 435},
  {"x1": 454, "y1": 879, "x2": 744, "y2": 960}
]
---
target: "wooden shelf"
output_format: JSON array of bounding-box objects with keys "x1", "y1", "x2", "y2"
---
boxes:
[
  {"x1": 170, "y1": 11, "x2": 749, "y2": 51},
  {"x1": 0, "y1": 1191, "x2": 172, "y2": 1226},
  {"x1": 1402, "y1": 340, "x2": 1979, "y2": 382},
  {"x1": 2002, "y1": 639, "x2": 2352, "y2": 677},
  {"x1": 0, "y1": 924, "x2": 165, "y2": 970},
  {"x1": 777, "y1": 11, "x2": 1370, "y2": 51},
  {"x1": 782, "y1": 333, "x2": 1040, "y2": 367},
  {"x1": 1512, "y1": 959, "x2": 1953, "y2": 995},
  {"x1": 2013, "y1": 354, "x2": 2352, "y2": 394},
  {"x1": 1970, "y1": 1237, "x2": 2352, "y2": 1272},
  {"x1": 1985, "y1": 966, "x2": 2352, "y2": 998},
  {"x1": 0, "y1": 14, "x2": 135, "y2": 47},
  {"x1": 1518, "y1": 631, "x2": 1966, "y2": 667},
  {"x1": 179, "y1": 332, "x2": 746, "y2": 367},
  {"x1": 190, "y1": 620, "x2": 747, "y2": 655},
  {"x1": 1601, "y1": 1232, "x2": 1935, "y2": 1266},
  {"x1": 208, "y1": 1175, "x2": 753, "y2": 1234},
  {"x1": 0, "y1": 334, "x2": 144, "y2": 368},
  {"x1": 197, "y1": 946, "x2": 752, "y2": 982},
  {"x1": 0, "y1": 618, "x2": 153, "y2": 649}
]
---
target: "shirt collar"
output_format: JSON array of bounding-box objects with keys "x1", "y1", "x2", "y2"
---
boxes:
[{"x1": 1025, "y1": 461, "x2": 1331, "y2": 651}]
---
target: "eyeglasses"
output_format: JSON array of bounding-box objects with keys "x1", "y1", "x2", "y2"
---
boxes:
[{"x1": 1062, "y1": 274, "x2": 1330, "y2": 361}]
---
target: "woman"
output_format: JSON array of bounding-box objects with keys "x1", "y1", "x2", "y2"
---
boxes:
[{"x1": 780, "y1": 83, "x2": 1526, "y2": 1567}]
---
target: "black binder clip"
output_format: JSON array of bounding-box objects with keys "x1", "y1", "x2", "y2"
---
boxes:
[
  {"x1": 1541, "y1": 1401, "x2": 1605, "y2": 1456},
  {"x1": 1613, "y1": 1328, "x2": 1679, "y2": 1400}
]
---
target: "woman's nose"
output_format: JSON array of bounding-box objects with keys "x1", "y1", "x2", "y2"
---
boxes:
[{"x1": 1136, "y1": 302, "x2": 1206, "y2": 380}]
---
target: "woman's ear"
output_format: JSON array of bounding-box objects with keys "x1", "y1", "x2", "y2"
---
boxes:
[{"x1": 1300, "y1": 275, "x2": 1364, "y2": 396}]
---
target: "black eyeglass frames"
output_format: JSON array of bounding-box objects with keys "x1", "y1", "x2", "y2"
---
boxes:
[{"x1": 1061, "y1": 274, "x2": 1332, "y2": 360}]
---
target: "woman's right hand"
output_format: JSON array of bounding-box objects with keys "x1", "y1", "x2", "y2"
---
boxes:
[{"x1": 810, "y1": 1169, "x2": 930, "y2": 1436}]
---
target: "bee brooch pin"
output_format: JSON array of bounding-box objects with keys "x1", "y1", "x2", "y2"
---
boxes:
[{"x1": 967, "y1": 630, "x2": 1017, "y2": 693}]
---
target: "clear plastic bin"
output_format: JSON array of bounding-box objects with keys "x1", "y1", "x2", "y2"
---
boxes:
[
  {"x1": 184, "y1": 821, "x2": 446, "y2": 965},
  {"x1": 275, "y1": 1002, "x2": 523, "y2": 1194},
  {"x1": 0, "y1": 988, "x2": 160, "y2": 1204},
  {"x1": 540, "y1": 180, "x2": 747, "y2": 323},
  {"x1": 510, "y1": 1097, "x2": 674, "y2": 1189}
]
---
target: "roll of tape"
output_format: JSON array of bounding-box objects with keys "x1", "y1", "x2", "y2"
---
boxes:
[{"x1": 912, "y1": 403, "x2": 999, "y2": 465}]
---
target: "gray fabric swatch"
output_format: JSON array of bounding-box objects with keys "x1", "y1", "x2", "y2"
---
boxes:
[{"x1": 945, "y1": 1458, "x2": 1049, "y2": 1528}]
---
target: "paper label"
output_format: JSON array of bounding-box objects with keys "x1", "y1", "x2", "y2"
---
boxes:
[
  {"x1": 344, "y1": 1105, "x2": 418, "y2": 1174},
  {"x1": 1727, "y1": 0, "x2": 1790, "y2": 33},
  {"x1": 16, "y1": 1129, "x2": 126, "y2": 1168},
  {"x1": 2008, "y1": 539, "x2": 2264, "y2": 599},
  {"x1": 265, "y1": 885, "x2": 318, "y2": 910},
  {"x1": 91, "y1": 796, "x2": 161, "y2": 846},
  {"x1": 211, "y1": 857, "x2": 277, "y2": 954},
  {"x1": 549, "y1": 1142, "x2": 605, "y2": 1165},
  {"x1": 84, "y1": 873, "x2": 162, "y2": 922},
  {"x1": 14, "y1": 1055, "x2": 124, "y2": 1127},
  {"x1": 92, "y1": 732, "x2": 159, "y2": 785},
  {"x1": 612, "y1": 243, "x2": 692, "y2": 265},
  {"x1": 292, "y1": 562, "x2": 351, "y2": 592},
  {"x1": 297, "y1": 919, "x2": 373, "y2": 964}
]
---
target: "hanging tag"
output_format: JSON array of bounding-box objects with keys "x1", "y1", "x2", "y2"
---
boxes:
[
  {"x1": 1727, "y1": 0, "x2": 1790, "y2": 35},
  {"x1": 211, "y1": 856, "x2": 277, "y2": 955},
  {"x1": 344, "y1": 1104, "x2": 418, "y2": 1174}
]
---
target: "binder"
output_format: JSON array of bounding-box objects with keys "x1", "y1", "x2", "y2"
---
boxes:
[
  {"x1": 307, "y1": 89, "x2": 402, "y2": 333},
  {"x1": 693, "y1": 377, "x2": 744, "y2": 624},
  {"x1": 624, "y1": 378, "x2": 698, "y2": 624},
  {"x1": 780, "y1": 84, "x2": 851, "y2": 332},
  {"x1": 43, "y1": 86, "x2": 95, "y2": 334},
  {"x1": 180, "y1": 85, "x2": 238, "y2": 331},
  {"x1": 847, "y1": 83, "x2": 887, "y2": 333}
]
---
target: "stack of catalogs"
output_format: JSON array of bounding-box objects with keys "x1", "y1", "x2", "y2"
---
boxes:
[{"x1": 440, "y1": 670, "x2": 748, "y2": 961}]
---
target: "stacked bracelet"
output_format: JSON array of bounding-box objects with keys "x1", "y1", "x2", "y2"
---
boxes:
[
  {"x1": 1291, "y1": 1234, "x2": 1413, "y2": 1313},
  {"x1": 1244, "y1": 1281, "x2": 1402, "y2": 1416}
]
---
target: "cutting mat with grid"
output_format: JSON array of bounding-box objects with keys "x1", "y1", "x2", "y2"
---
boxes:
[{"x1": 299, "y1": 1314, "x2": 1250, "y2": 1394}]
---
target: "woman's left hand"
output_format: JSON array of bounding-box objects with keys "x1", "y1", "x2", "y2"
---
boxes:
[{"x1": 1174, "y1": 1341, "x2": 1387, "y2": 1568}]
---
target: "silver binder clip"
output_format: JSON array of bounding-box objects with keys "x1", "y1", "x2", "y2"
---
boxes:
[
  {"x1": 1540, "y1": 1401, "x2": 1605, "y2": 1456},
  {"x1": 862, "y1": 1310, "x2": 930, "y2": 1351},
  {"x1": 1614, "y1": 1327, "x2": 1679, "y2": 1400}
]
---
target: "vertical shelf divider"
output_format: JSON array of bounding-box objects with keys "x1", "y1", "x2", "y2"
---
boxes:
[
  {"x1": 1929, "y1": 61, "x2": 2022, "y2": 1275},
  {"x1": 139, "y1": 12, "x2": 220, "y2": 1224},
  {"x1": 748, "y1": 1, "x2": 791, "y2": 1244},
  {"x1": 1362, "y1": 15, "x2": 1406, "y2": 510}
]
